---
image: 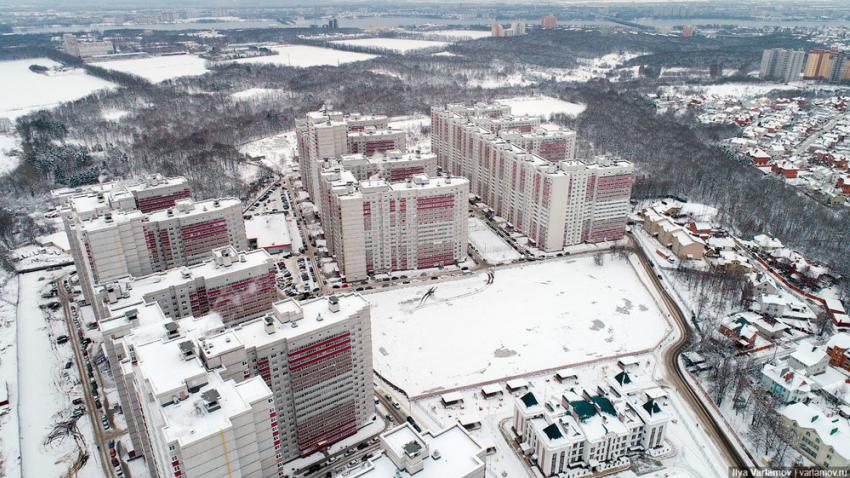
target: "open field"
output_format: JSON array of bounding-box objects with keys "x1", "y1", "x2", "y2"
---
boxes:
[
  {"x1": 368, "y1": 254, "x2": 670, "y2": 395},
  {"x1": 91, "y1": 54, "x2": 210, "y2": 82},
  {"x1": 330, "y1": 38, "x2": 449, "y2": 53},
  {"x1": 233, "y1": 45, "x2": 377, "y2": 67},
  {"x1": 496, "y1": 95, "x2": 587, "y2": 119},
  {"x1": 0, "y1": 58, "x2": 115, "y2": 120}
]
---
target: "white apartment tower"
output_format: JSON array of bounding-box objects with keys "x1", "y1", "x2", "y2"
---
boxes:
[
  {"x1": 319, "y1": 171, "x2": 469, "y2": 281},
  {"x1": 432, "y1": 104, "x2": 632, "y2": 251},
  {"x1": 56, "y1": 176, "x2": 247, "y2": 306},
  {"x1": 760, "y1": 49, "x2": 806, "y2": 83},
  {"x1": 296, "y1": 111, "x2": 406, "y2": 217},
  {"x1": 102, "y1": 294, "x2": 374, "y2": 473}
]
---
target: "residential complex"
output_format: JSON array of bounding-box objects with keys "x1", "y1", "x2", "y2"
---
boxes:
[
  {"x1": 62, "y1": 33, "x2": 114, "y2": 58},
  {"x1": 432, "y1": 103, "x2": 633, "y2": 251},
  {"x1": 297, "y1": 111, "x2": 469, "y2": 281},
  {"x1": 318, "y1": 171, "x2": 469, "y2": 281},
  {"x1": 94, "y1": 245, "x2": 278, "y2": 325},
  {"x1": 55, "y1": 176, "x2": 247, "y2": 306},
  {"x1": 101, "y1": 293, "x2": 375, "y2": 476},
  {"x1": 759, "y1": 49, "x2": 806, "y2": 83},
  {"x1": 804, "y1": 49, "x2": 850, "y2": 83},
  {"x1": 295, "y1": 110, "x2": 406, "y2": 218},
  {"x1": 512, "y1": 368, "x2": 669, "y2": 476}
]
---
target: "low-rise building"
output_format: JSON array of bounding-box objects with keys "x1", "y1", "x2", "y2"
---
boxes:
[
  {"x1": 350, "y1": 423, "x2": 486, "y2": 478},
  {"x1": 826, "y1": 333, "x2": 850, "y2": 372},
  {"x1": 788, "y1": 340, "x2": 829, "y2": 376},
  {"x1": 512, "y1": 380, "x2": 668, "y2": 476},
  {"x1": 781, "y1": 402, "x2": 850, "y2": 469},
  {"x1": 761, "y1": 361, "x2": 812, "y2": 404}
]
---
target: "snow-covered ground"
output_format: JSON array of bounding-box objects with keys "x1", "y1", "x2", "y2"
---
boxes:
[
  {"x1": 369, "y1": 255, "x2": 671, "y2": 396},
  {"x1": 11, "y1": 245, "x2": 73, "y2": 272},
  {"x1": 239, "y1": 130, "x2": 298, "y2": 173},
  {"x1": 467, "y1": 217, "x2": 520, "y2": 264},
  {"x1": 232, "y1": 45, "x2": 377, "y2": 68},
  {"x1": 101, "y1": 109, "x2": 129, "y2": 122},
  {"x1": 91, "y1": 54, "x2": 209, "y2": 83},
  {"x1": 660, "y1": 82, "x2": 800, "y2": 100},
  {"x1": 0, "y1": 271, "x2": 20, "y2": 478},
  {"x1": 0, "y1": 133, "x2": 21, "y2": 176},
  {"x1": 387, "y1": 115, "x2": 430, "y2": 151},
  {"x1": 0, "y1": 58, "x2": 116, "y2": 121},
  {"x1": 330, "y1": 38, "x2": 449, "y2": 54},
  {"x1": 17, "y1": 271, "x2": 102, "y2": 478},
  {"x1": 416, "y1": 30, "x2": 490, "y2": 40},
  {"x1": 496, "y1": 95, "x2": 586, "y2": 119}
]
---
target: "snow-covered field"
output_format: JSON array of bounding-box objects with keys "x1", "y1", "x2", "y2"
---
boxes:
[
  {"x1": 417, "y1": 30, "x2": 490, "y2": 40},
  {"x1": 17, "y1": 271, "x2": 102, "y2": 478},
  {"x1": 468, "y1": 217, "x2": 520, "y2": 264},
  {"x1": 369, "y1": 255, "x2": 670, "y2": 396},
  {"x1": 496, "y1": 95, "x2": 586, "y2": 119},
  {"x1": 0, "y1": 134, "x2": 20, "y2": 176},
  {"x1": 0, "y1": 58, "x2": 115, "y2": 121},
  {"x1": 91, "y1": 54, "x2": 209, "y2": 83},
  {"x1": 661, "y1": 83, "x2": 800, "y2": 99},
  {"x1": 330, "y1": 38, "x2": 449, "y2": 54},
  {"x1": 232, "y1": 45, "x2": 377, "y2": 68}
]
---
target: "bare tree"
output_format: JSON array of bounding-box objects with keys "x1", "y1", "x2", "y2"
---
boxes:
[{"x1": 593, "y1": 251, "x2": 605, "y2": 266}]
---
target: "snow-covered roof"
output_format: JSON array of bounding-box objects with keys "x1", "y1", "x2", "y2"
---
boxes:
[
  {"x1": 244, "y1": 214, "x2": 292, "y2": 250},
  {"x1": 781, "y1": 402, "x2": 850, "y2": 460},
  {"x1": 481, "y1": 384, "x2": 502, "y2": 396},
  {"x1": 790, "y1": 341, "x2": 827, "y2": 368},
  {"x1": 506, "y1": 378, "x2": 529, "y2": 390},
  {"x1": 827, "y1": 333, "x2": 850, "y2": 351},
  {"x1": 762, "y1": 361, "x2": 811, "y2": 394},
  {"x1": 441, "y1": 391, "x2": 464, "y2": 403}
]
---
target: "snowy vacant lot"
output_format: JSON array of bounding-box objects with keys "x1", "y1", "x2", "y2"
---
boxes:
[
  {"x1": 496, "y1": 96, "x2": 586, "y2": 119},
  {"x1": 0, "y1": 58, "x2": 115, "y2": 120},
  {"x1": 369, "y1": 255, "x2": 670, "y2": 396},
  {"x1": 0, "y1": 134, "x2": 20, "y2": 176},
  {"x1": 232, "y1": 45, "x2": 377, "y2": 67},
  {"x1": 330, "y1": 38, "x2": 449, "y2": 53},
  {"x1": 91, "y1": 54, "x2": 209, "y2": 82},
  {"x1": 468, "y1": 217, "x2": 520, "y2": 264}
]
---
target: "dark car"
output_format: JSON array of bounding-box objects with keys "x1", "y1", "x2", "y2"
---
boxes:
[
  {"x1": 72, "y1": 397, "x2": 84, "y2": 405},
  {"x1": 111, "y1": 457, "x2": 120, "y2": 468},
  {"x1": 64, "y1": 361, "x2": 73, "y2": 370},
  {"x1": 357, "y1": 442, "x2": 369, "y2": 450},
  {"x1": 56, "y1": 335, "x2": 69, "y2": 345}
]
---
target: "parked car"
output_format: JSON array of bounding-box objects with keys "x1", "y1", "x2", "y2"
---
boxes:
[
  {"x1": 56, "y1": 335, "x2": 69, "y2": 345},
  {"x1": 72, "y1": 397, "x2": 84, "y2": 405},
  {"x1": 64, "y1": 361, "x2": 73, "y2": 370}
]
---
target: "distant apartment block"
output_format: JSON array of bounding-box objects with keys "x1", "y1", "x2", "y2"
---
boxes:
[
  {"x1": 759, "y1": 49, "x2": 806, "y2": 83},
  {"x1": 95, "y1": 245, "x2": 278, "y2": 325},
  {"x1": 296, "y1": 110, "x2": 406, "y2": 218},
  {"x1": 432, "y1": 104, "x2": 633, "y2": 251},
  {"x1": 319, "y1": 171, "x2": 469, "y2": 281},
  {"x1": 102, "y1": 293, "x2": 374, "y2": 472},
  {"x1": 492, "y1": 20, "x2": 526, "y2": 37},
  {"x1": 62, "y1": 33, "x2": 114, "y2": 59},
  {"x1": 804, "y1": 49, "x2": 850, "y2": 83},
  {"x1": 55, "y1": 175, "x2": 247, "y2": 306},
  {"x1": 541, "y1": 16, "x2": 557, "y2": 29}
]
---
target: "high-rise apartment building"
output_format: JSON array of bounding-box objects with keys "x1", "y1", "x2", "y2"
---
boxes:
[
  {"x1": 319, "y1": 171, "x2": 469, "y2": 281},
  {"x1": 102, "y1": 293, "x2": 374, "y2": 475},
  {"x1": 541, "y1": 16, "x2": 557, "y2": 29},
  {"x1": 297, "y1": 111, "x2": 468, "y2": 281},
  {"x1": 432, "y1": 104, "x2": 633, "y2": 251},
  {"x1": 95, "y1": 245, "x2": 278, "y2": 324},
  {"x1": 759, "y1": 49, "x2": 806, "y2": 83},
  {"x1": 804, "y1": 49, "x2": 850, "y2": 83},
  {"x1": 296, "y1": 111, "x2": 406, "y2": 217},
  {"x1": 56, "y1": 176, "x2": 248, "y2": 306}
]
